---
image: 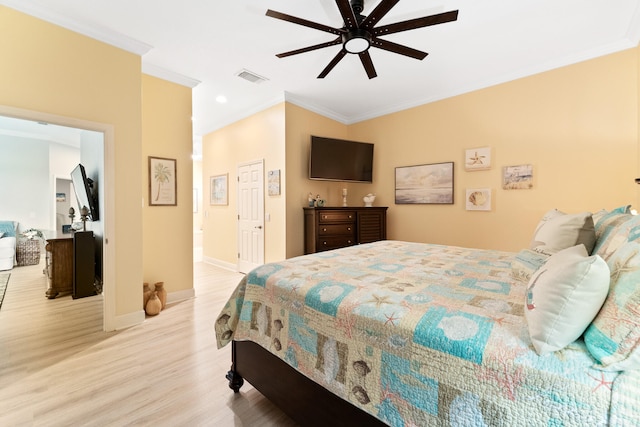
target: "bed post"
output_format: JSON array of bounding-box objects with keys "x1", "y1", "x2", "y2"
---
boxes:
[{"x1": 225, "y1": 340, "x2": 244, "y2": 393}]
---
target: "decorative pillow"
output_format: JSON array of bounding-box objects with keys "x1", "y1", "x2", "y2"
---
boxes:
[
  {"x1": 511, "y1": 249, "x2": 549, "y2": 283},
  {"x1": 525, "y1": 244, "x2": 610, "y2": 355},
  {"x1": 530, "y1": 209, "x2": 596, "y2": 255},
  {"x1": 592, "y1": 207, "x2": 635, "y2": 256},
  {"x1": 593, "y1": 214, "x2": 640, "y2": 262},
  {"x1": 0, "y1": 221, "x2": 16, "y2": 238},
  {"x1": 584, "y1": 241, "x2": 640, "y2": 370}
]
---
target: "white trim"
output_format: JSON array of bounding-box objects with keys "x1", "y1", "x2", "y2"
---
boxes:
[
  {"x1": 284, "y1": 93, "x2": 350, "y2": 124},
  {"x1": 202, "y1": 256, "x2": 237, "y2": 272},
  {"x1": 0, "y1": 105, "x2": 119, "y2": 332},
  {"x1": 198, "y1": 94, "x2": 285, "y2": 137},
  {"x1": 114, "y1": 310, "x2": 146, "y2": 331},
  {"x1": 167, "y1": 288, "x2": 195, "y2": 305},
  {"x1": 142, "y1": 63, "x2": 201, "y2": 89},
  {"x1": 0, "y1": 1, "x2": 153, "y2": 56}
]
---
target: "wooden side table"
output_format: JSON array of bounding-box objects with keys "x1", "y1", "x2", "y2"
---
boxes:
[{"x1": 16, "y1": 238, "x2": 41, "y2": 266}]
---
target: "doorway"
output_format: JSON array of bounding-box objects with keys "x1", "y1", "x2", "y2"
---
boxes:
[{"x1": 0, "y1": 105, "x2": 114, "y2": 331}]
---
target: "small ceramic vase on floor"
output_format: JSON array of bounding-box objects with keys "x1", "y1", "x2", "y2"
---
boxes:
[
  {"x1": 145, "y1": 291, "x2": 162, "y2": 316},
  {"x1": 143, "y1": 282, "x2": 152, "y2": 309},
  {"x1": 154, "y1": 282, "x2": 166, "y2": 310}
]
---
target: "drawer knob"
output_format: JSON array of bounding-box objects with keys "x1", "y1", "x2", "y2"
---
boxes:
[
  {"x1": 347, "y1": 227, "x2": 351, "y2": 231},
  {"x1": 323, "y1": 228, "x2": 327, "y2": 232},
  {"x1": 323, "y1": 241, "x2": 327, "y2": 245}
]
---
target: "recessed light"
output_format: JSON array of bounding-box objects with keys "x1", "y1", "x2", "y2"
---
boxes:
[{"x1": 216, "y1": 95, "x2": 228, "y2": 104}]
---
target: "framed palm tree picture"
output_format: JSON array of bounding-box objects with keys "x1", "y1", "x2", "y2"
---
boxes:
[{"x1": 149, "y1": 156, "x2": 177, "y2": 206}]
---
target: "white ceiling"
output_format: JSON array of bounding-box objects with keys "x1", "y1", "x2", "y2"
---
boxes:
[{"x1": 1, "y1": 0, "x2": 639, "y2": 140}]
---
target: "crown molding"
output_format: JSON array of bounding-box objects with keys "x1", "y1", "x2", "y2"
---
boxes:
[
  {"x1": 1, "y1": 1, "x2": 153, "y2": 55},
  {"x1": 142, "y1": 63, "x2": 201, "y2": 88}
]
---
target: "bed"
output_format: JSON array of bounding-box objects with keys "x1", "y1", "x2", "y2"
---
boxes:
[{"x1": 215, "y1": 207, "x2": 640, "y2": 426}]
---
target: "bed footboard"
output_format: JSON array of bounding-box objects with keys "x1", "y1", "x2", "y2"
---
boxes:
[{"x1": 227, "y1": 340, "x2": 386, "y2": 427}]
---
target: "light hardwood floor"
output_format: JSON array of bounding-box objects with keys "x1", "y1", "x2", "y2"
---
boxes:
[{"x1": 0, "y1": 260, "x2": 298, "y2": 426}]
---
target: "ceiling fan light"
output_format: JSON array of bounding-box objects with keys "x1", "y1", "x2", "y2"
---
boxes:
[
  {"x1": 345, "y1": 37, "x2": 370, "y2": 53},
  {"x1": 343, "y1": 28, "x2": 371, "y2": 54}
]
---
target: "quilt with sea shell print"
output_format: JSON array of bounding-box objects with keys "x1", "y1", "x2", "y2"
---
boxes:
[{"x1": 215, "y1": 241, "x2": 639, "y2": 426}]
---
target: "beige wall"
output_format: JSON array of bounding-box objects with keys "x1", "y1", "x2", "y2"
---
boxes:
[
  {"x1": 0, "y1": 6, "x2": 143, "y2": 319},
  {"x1": 141, "y1": 74, "x2": 193, "y2": 295},
  {"x1": 285, "y1": 103, "x2": 377, "y2": 257},
  {"x1": 202, "y1": 103, "x2": 286, "y2": 265},
  {"x1": 349, "y1": 47, "x2": 639, "y2": 252},
  {"x1": 207, "y1": 48, "x2": 640, "y2": 260}
]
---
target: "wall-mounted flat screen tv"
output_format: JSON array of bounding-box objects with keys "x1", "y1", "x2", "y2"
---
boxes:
[
  {"x1": 309, "y1": 136, "x2": 374, "y2": 183},
  {"x1": 71, "y1": 163, "x2": 99, "y2": 221}
]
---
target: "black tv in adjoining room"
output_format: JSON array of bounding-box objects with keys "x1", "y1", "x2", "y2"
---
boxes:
[
  {"x1": 309, "y1": 136, "x2": 374, "y2": 183},
  {"x1": 71, "y1": 163, "x2": 99, "y2": 221}
]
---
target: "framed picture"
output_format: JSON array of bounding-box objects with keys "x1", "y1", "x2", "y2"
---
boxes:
[
  {"x1": 465, "y1": 147, "x2": 491, "y2": 171},
  {"x1": 210, "y1": 174, "x2": 228, "y2": 205},
  {"x1": 149, "y1": 156, "x2": 177, "y2": 206},
  {"x1": 466, "y1": 188, "x2": 492, "y2": 211},
  {"x1": 268, "y1": 169, "x2": 281, "y2": 196},
  {"x1": 395, "y1": 162, "x2": 454, "y2": 204},
  {"x1": 56, "y1": 192, "x2": 66, "y2": 202},
  {"x1": 503, "y1": 164, "x2": 533, "y2": 190}
]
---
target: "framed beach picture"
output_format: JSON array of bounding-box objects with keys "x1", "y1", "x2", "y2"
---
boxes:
[
  {"x1": 503, "y1": 164, "x2": 533, "y2": 190},
  {"x1": 268, "y1": 169, "x2": 281, "y2": 196},
  {"x1": 149, "y1": 156, "x2": 177, "y2": 206},
  {"x1": 465, "y1": 147, "x2": 491, "y2": 171},
  {"x1": 395, "y1": 162, "x2": 454, "y2": 204},
  {"x1": 210, "y1": 174, "x2": 228, "y2": 205},
  {"x1": 466, "y1": 188, "x2": 492, "y2": 211}
]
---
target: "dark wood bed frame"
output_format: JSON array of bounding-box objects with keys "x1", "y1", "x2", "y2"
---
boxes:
[{"x1": 226, "y1": 340, "x2": 387, "y2": 426}]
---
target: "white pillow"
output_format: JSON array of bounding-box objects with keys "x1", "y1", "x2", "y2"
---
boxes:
[
  {"x1": 0, "y1": 232, "x2": 4, "y2": 238},
  {"x1": 525, "y1": 244, "x2": 609, "y2": 355},
  {"x1": 530, "y1": 209, "x2": 595, "y2": 255}
]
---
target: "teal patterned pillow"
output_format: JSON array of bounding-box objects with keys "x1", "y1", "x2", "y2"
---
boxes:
[
  {"x1": 511, "y1": 249, "x2": 549, "y2": 283},
  {"x1": 584, "y1": 241, "x2": 640, "y2": 370},
  {"x1": 0, "y1": 221, "x2": 16, "y2": 237},
  {"x1": 592, "y1": 210, "x2": 636, "y2": 259}
]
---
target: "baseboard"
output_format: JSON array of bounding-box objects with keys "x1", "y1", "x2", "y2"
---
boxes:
[
  {"x1": 114, "y1": 309, "x2": 145, "y2": 331},
  {"x1": 202, "y1": 256, "x2": 237, "y2": 272},
  {"x1": 167, "y1": 287, "x2": 195, "y2": 304}
]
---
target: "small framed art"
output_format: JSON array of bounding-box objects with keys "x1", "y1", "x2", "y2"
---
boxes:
[
  {"x1": 210, "y1": 174, "x2": 228, "y2": 205},
  {"x1": 466, "y1": 188, "x2": 492, "y2": 211},
  {"x1": 465, "y1": 147, "x2": 491, "y2": 171},
  {"x1": 503, "y1": 164, "x2": 533, "y2": 190},
  {"x1": 149, "y1": 156, "x2": 177, "y2": 206}
]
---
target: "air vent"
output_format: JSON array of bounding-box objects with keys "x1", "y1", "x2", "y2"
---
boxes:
[{"x1": 236, "y1": 69, "x2": 268, "y2": 84}]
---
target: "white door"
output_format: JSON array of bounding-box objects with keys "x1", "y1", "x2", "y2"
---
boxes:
[{"x1": 237, "y1": 160, "x2": 264, "y2": 273}]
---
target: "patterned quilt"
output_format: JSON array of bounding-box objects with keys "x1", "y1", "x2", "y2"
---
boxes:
[{"x1": 215, "y1": 241, "x2": 640, "y2": 426}]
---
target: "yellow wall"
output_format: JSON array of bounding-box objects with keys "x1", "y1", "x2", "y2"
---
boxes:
[
  {"x1": 202, "y1": 103, "x2": 286, "y2": 265},
  {"x1": 284, "y1": 103, "x2": 354, "y2": 258},
  {"x1": 0, "y1": 6, "x2": 143, "y2": 317},
  {"x1": 349, "y1": 47, "x2": 638, "y2": 252},
  {"x1": 141, "y1": 74, "x2": 193, "y2": 295},
  {"x1": 206, "y1": 47, "x2": 639, "y2": 259}
]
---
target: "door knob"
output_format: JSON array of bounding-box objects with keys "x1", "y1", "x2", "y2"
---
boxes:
[{"x1": 255, "y1": 225, "x2": 263, "y2": 229}]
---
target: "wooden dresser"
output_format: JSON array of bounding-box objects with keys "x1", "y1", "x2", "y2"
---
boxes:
[
  {"x1": 303, "y1": 207, "x2": 388, "y2": 254},
  {"x1": 45, "y1": 236, "x2": 73, "y2": 299}
]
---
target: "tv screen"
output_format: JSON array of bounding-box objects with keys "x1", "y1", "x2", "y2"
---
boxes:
[
  {"x1": 309, "y1": 136, "x2": 374, "y2": 183},
  {"x1": 71, "y1": 163, "x2": 99, "y2": 221}
]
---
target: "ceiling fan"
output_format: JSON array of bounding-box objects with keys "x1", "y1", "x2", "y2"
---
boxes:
[{"x1": 266, "y1": 0, "x2": 459, "y2": 79}]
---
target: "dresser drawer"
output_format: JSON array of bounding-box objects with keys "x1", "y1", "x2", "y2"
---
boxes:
[
  {"x1": 318, "y1": 211, "x2": 356, "y2": 223},
  {"x1": 318, "y1": 224, "x2": 355, "y2": 236},
  {"x1": 317, "y1": 236, "x2": 356, "y2": 251}
]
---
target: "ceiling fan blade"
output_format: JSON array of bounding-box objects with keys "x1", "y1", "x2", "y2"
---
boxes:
[
  {"x1": 371, "y1": 37, "x2": 427, "y2": 60},
  {"x1": 360, "y1": 0, "x2": 399, "y2": 30},
  {"x1": 373, "y1": 10, "x2": 458, "y2": 36},
  {"x1": 335, "y1": 0, "x2": 359, "y2": 29},
  {"x1": 276, "y1": 37, "x2": 342, "y2": 58},
  {"x1": 266, "y1": 9, "x2": 343, "y2": 36},
  {"x1": 358, "y1": 51, "x2": 377, "y2": 79},
  {"x1": 318, "y1": 49, "x2": 348, "y2": 78}
]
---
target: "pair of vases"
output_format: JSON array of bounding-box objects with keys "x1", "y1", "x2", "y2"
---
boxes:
[{"x1": 143, "y1": 282, "x2": 166, "y2": 316}]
